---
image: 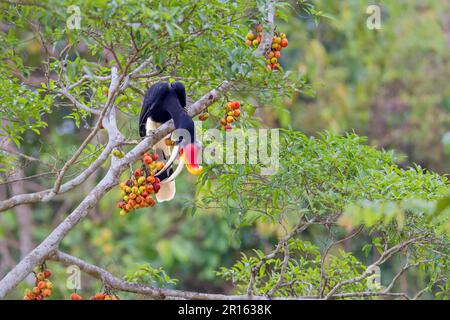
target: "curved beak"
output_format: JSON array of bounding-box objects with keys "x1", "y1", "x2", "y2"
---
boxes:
[{"x1": 180, "y1": 143, "x2": 202, "y2": 175}]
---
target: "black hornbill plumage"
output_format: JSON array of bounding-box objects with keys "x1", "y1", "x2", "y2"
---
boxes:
[{"x1": 139, "y1": 81, "x2": 201, "y2": 202}]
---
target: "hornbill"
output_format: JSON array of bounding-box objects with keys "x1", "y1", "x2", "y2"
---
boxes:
[{"x1": 139, "y1": 81, "x2": 201, "y2": 202}]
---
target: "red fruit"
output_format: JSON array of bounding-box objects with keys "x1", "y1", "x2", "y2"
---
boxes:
[
  {"x1": 274, "y1": 51, "x2": 281, "y2": 58},
  {"x1": 146, "y1": 185, "x2": 154, "y2": 193},
  {"x1": 151, "y1": 153, "x2": 158, "y2": 161},
  {"x1": 141, "y1": 191, "x2": 149, "y2": 197},
  {"x1": 233, "y1": 109, "x2": 241, "y2": 117},
  {"x1": 280, "y1": 39, "x2": 288, "y2": 48},
  {"x1": 94, "y1": 292, "x2": 105, "y2": 300},
  {"x1": 146, "y1": 196, "x2": 156, "y2": 207},
  {"x1": 225, "y1": 125, "x2": 232, "y2": 131},
  {"x1": 43, "y1": 270, "x2": 52, "y2": 279},
  {"x1": 125, "y1": 204, "x2": 132, "y2": 211},
  {"x1": 33, "y1": 287, "x2": 40, "y2": 295},
  {"x1": 232, "y1": 101, "x2": 240, "y2": 109},
  {"x1": 135, "y1": 196, "x2": 143, "y2": 204},
  {"x1": 70, "y1": 293, "x2": 83, "y2": 300},
  {"x1": 147, "y1": 176, "x2": 156, "y2": 184},
  {"x1": 37, "y1": 281, "x2": 47, "y2": 290},
  {"x1": 154, "y1": 177, "x2": 160, "y2": 184},
  {"x1": 42, "y1": 288, "x2": 52, "y2": 297},
  {"x1": 153, "y1": 183, "x2": 161, "y2": 193},
  {"x1": 134, "y1": 169, "x2": 142, "y2": 178}
]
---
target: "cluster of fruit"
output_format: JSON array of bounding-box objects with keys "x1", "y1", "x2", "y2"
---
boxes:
[
  {"x1": 245, "y1": 24, "x2": 264, "y2": 46},
  {"x1": 23, "y1": 266, "x2": 53, "y2": 300},
  {"x1": 220, "y1": 101, "x2": 241, "y2": 131},
  {"x1": 266, "y1": 32, "x2": 288, "y2": 70},
  {"x1": 117, "y1": 152, "x2": 163, "y2": 215}
]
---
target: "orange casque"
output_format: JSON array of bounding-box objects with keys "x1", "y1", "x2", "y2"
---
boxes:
[{"x1": 180, "y1": 143, "x2": 202, "y2": 175}]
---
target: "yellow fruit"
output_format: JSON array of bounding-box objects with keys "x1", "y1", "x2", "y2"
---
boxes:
[
  {"x1": 252, "y1": 39, "x2": 259, "y2": 46},
  {"x1": 246, "y1": 33, "x2": 255, "y2": 40},
  {"x1": 245, "y1": 39, "x2": 252, "y2": 46},
  {"x1": 270, "y1": 57, "x2": 277, "y2": 64}
]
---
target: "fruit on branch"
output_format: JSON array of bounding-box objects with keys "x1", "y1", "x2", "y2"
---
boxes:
[
  {"x1": 116, "y1": 152, "x2": 165, "y2": 215},
  {"x1": 43, "y1": 270, "x2": 52, "y2": 278},
  {"x1": 112, "y1": 149, "x2": 124, "y2": 158},
  {"x1": 198, "y1": 113, "x2": 209, "y2": 121},
  {"x1": 245, "y1": 24, "x2": 264, "y2": 47},
  {"x1": 91, "y1": 290, "x2": 120, "y2": 300},
  {"x1": 23, "y1": 265, "x2": 53, "y2": 300},
  {"x1": 219, "y1": 100, "x2": 242, "y2": 131},
  {"x1": 70, "y1": 293, "x2": 83, "y2": 300},
  {"x1": 245, "y1": 25, "x2": 289, "y2": 72}
]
